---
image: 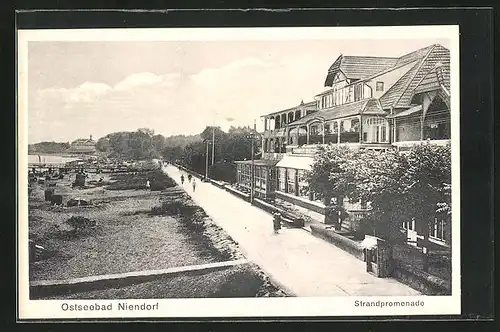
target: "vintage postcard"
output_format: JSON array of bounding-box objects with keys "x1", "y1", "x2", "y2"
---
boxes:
[{"x1": 17, "y1": 25, "x2": 460, "y2": 320}]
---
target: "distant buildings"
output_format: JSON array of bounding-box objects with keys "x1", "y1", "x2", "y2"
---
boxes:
[
  {"x1": 66, "y1": 135, "x2": 97, "y2": 155},
  {"x1": 235, "y1": 44, "x2": 451, "y2": 247}
]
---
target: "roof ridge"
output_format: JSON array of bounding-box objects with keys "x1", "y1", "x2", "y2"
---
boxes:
[
  {"x1": 397, "y1": 44, "x2": 434, "y2": 61},
  {"x1": 392, "y1": 45, "x2": 435, "y2": 108},
  {"x1": 359, "y1": 58, "x2": 421, "y2": 83},
  {"x1": 343, "y1": 55, "x2": 399, "y2": 59},
  {"x1": 360, "y1": 99, "x2": 371, "y2": 114},
  {"x1": 412, "y1": 50, "x2": 449, "y2": 92}
]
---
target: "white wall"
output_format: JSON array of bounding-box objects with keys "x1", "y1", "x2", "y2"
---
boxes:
[{"x1": 365, "y1": 61, "x2": 419, "y2": 100}]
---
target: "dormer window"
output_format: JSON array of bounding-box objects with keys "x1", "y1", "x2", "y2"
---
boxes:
[{"x1": 376, "y1": 81, "x2": 384, "y2": 92}]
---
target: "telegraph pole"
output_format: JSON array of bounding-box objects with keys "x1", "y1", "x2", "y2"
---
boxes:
[
  {"x1": 250, "y1": 119, "x2": 256, "y2": 204},
  {"x1": 211, "y1": 126, "x2": 215, "y2": 166},
  {"x1": 205, "y1": 141, "x2": 209, "y2": 182}
]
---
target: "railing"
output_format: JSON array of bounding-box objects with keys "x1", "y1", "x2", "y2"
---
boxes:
[
  {"x1": 263, "y1": 128, "x2": 286, "y2": 139},
  {"x1": 262, "y1": 152, "x2": 285, "y2": 161},
  {"x1": 347, "y1": 209, "x2": 371, "y2": 220},
  {"x1": 291, "y1": 145, "x2": 319, "y2": 155},
  {"x1": 393, "y1": 139, "x2": 450, "y2": 148}
]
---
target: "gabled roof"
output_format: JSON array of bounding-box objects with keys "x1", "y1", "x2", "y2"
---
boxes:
[
  {"x1": 395, "y1": 44, "x2": 435, "y2": 67},
  {"x1": 379, "y1": 61, "x2": 421, "y2": 109},
  {"x1": 66, "y1": 145, "x2": 97, "y2": 154},
  {"x1": 413, "y1": 58, "x2": 450, "y2": 95},
  {"x1": 323, "y1": 44, "x2": 450, "y2": 108},
  {"x1": 394, "y1": 44, "x2": 450, "y2": 108},
  {"x1": 325, "y1": 55, "x2": 398, "y2": 86},
  {"x1": 378, "y1": 44, "x2": 450, "y2": 109},
  {"x1": 289, "y1": 98, "x2": 386, "y2": 126}
]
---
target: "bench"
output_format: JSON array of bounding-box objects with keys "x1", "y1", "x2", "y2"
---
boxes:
[
  {"x1": 225, "y1": 186, "x2": 250, "y2": 201},
  {"x1": 253, "y1": 198, "x2": 304, "y2": 228}
]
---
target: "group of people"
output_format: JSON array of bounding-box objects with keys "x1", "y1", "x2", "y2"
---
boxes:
[{"x1": 180, "y1": 173, "x2": 196, "y2": 192}]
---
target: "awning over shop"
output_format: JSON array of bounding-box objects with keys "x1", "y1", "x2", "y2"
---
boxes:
[
  {"x1": 276, "y1": 154, "x2": 315, "y2": 171},
  {"x1": 387, "y1": 105, "x2": 422, "y2": 118}
]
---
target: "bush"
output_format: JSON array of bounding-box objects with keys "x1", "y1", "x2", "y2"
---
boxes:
[
  {"x1": 65, "y1": 216, "x2": 96, "y2": 233},
  {"x1": 349, "y1": 217, "x2": 374, "y2": 241},
  {"x1": 209, "y1": 162, "x2": 236, "y2": 183},
  {"x1": 150, "y1": 199, "x2": 190, "y2": 216},
  {"x1": 107, "y1": 169, "x2": 175, "y2": 191}
]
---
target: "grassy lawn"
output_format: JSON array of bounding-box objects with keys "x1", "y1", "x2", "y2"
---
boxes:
[
  {"x1": 29, "y1": 172, "x2": 228, "y2": 281},
  {"x1": 105, "y1": 169, "x2": 176, "y2": 191},
  {"x1": 28, "y1": 168, "x2": 287, "y2": 298}
]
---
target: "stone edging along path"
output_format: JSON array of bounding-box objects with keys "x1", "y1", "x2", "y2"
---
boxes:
[{"x1": 30, "y1": 259, "x2": 249, "y2": 299}]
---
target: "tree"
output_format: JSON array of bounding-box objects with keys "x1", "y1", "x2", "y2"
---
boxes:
[
  {"x1": 28, "y1": 141, "x2": 71, "y2": 154},
  {"x1": 348, "y1": 143, "x2": 452, "y2": 259},
  {"x1": 306, "y1": 145, "x2": 355, "y2": 229},
  {"x1": 95, "y1": 137, "x2": 111, "y2": 153},
  {"x1": 151, "y1": 134, "x2": 166, "y2": 157},
  {"x1": 346, "y1": 148, "x2": 409, "y2": 241},
  {"x1": 399, "y1": 143, "x2": 451, "y2": 258}
]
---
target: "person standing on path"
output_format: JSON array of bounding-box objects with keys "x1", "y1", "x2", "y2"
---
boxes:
[
  {"x1": 181, "y1": 174, "x2": 185, "y2": 185},
  {"x1": 188, "y1": 174, "x2": 192, "y2": 183},
  {"x1": 192, "y1": 179, "x2": 196, "y2": 192}
]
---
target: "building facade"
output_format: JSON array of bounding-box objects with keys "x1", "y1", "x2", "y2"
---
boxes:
[
  {"x1": 66, "y1": 135, "x2": 97, "y2": 155},
  {"x1": 235, "y1": 44, "x2": 451, "y2": 245}
]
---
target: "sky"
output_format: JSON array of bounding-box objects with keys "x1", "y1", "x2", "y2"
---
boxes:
[{"x1": 26, "y1": 37, "x2": 450, "y2": 144}]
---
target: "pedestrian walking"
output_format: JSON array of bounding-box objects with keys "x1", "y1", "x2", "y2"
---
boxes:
[
  {"x1": 188, "y1": 174, "x2": 192, "y2": 183},
  {"x1": 273, "y1": 213, "x2": 282, "y2": 234},
  {"x1": 192, "y1": 179, "x2": 196, "y2": 192},
  {"x1": 181, "y1": 174, "x2": 185, "y2": 185}
]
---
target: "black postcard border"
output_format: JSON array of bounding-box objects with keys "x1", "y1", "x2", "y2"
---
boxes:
[{"x1": 4, "y1": 5, "x2": 495, "y2": 327}]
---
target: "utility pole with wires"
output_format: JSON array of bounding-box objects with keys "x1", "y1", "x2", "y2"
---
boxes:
[
  {"x1": 211, "y1": 126, "x2": 215, "y2": 166},
  {"x1": 250, "y1": 119, "x2": 256, "y2": 204},
  {"x1": 205, "y1": 141, "x2": 210, "y2": 182}
]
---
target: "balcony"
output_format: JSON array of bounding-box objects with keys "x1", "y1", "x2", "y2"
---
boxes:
[
  {"x1": 262, "y1": 152, "x2": 285, "y2": 161},
  {"x1": 263, "y1": 128, "x2": 286, "y2": 139},
  {"x1": 291, "y1": 145, "x2": 320, "y2": 155}
]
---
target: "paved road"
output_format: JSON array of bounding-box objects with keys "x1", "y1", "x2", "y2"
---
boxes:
[{"x1": 164, "y1": 165, "x2": 421, "y2": 297}]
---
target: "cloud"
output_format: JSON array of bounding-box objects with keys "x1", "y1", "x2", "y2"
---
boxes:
[
  {"x1": 29, "y1": 55, "x2": 325, "y2": 141},
  {"x1": 37, "y1": 82, "x2": 112, "y2": 104},
  {"x1": 66, "y1": 82, "x2": 112, "y2": 102},
  {"x1": 114, "y1": 72, "x2": 180, "y2": 91}
]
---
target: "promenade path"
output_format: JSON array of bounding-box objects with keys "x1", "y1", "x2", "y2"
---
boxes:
[{"x1": 163, "y1": 165, "x2": 421, "y2": 297}]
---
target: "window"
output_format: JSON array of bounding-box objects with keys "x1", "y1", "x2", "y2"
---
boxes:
[
  {"x1": 376, "y1": 81, "x2": 384, "y2": 92},
  {"x1": 381, "y1": 125, "x2": 387, "y2": 142},
  {"x1": 255, "y1": 166, "x2": 266, "y2": 190},
  {"x1": 278, "y1": 167, "x2": 286, "y2": 191},
  {"x1": 238, "y1": 164, "x2": 252, "y2": 188},
  {"x1": 402, "y1": 218, "x2": 416, "y2": 231},
  {"x1": 363, "y1": 117, "x2": 388, "y2": 143},
  {"x1": 297, "y1": 170, "x2": 309, "y2": 199},
  {"x1": 287, "y1": 168, "x2": 296, "y2": 195},
  {"x1": 339, "y1": 121, "x2": 345, "y2": 133},
  {"x1": 354, "y1": 83, "x2": 363, "y2": 101},
  {"x1": 347, "y1": 86, "x2": 353, "y2": 102},
  {"x1": 430, "y1": 217, "x2": 447, "y2": 241},
  {"x1": 310, "y1": 125, "x2": 318, "y2": 136},
  {"x1": 351, "y1": 118, "x2": 360, "y2": 132},
  {"x1": 324, "y1": 124, "x2": 331, "y2": 134},
  {"x1": 332, "y1": 121, "x2": 338, "y2": 133}
]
